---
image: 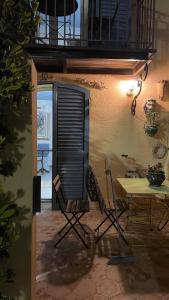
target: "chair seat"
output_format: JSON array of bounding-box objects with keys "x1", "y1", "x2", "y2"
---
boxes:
[{"x1": 66, "y1": 200, "x2": 89, "y2": 213}]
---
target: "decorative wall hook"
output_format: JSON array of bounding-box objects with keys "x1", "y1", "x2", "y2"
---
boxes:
[
  {"x1": 130, "y1": 63, "x2": 148, "y2": 116},
  {"x1": 130, "y1": 80, "x2": 142, "y2": 115}
]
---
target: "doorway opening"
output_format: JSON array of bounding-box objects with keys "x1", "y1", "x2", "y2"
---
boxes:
[
  {"x1": 37, "y1": 84, "x2": 53, "y2": 203},
  {"x1": 36, "y1": 82, "x2": 89, "y2": 210}
]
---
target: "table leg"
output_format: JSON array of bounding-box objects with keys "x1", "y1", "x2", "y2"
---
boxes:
[
  {"x1": 149, "y1": 198, "x2": 155, "y2": 231},
  {"x1": 158, "y1": 196, "x2": 169, "y2": 231}
]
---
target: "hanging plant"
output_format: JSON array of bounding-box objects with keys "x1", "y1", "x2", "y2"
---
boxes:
[{"x1": 144, "y1": 111, "x2": 159, "y2": 137}]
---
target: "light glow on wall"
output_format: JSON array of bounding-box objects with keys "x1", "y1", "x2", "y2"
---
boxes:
[{"x1": 120, "y1": 80, "x2": 139, "y2": 96}]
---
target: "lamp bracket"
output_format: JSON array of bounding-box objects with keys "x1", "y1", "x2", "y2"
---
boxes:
[{"x1": 131, "y1": 63, "x2": 148, "y2": 116}]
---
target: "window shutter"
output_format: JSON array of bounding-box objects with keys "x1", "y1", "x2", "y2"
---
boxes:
[
  {"x1": 109, "y1": 0, "x2": 132, "y2": 43},
  {"x1": 53, "y1": 84, "x2": 89, "y2": 201},
  {"x1": 91, "y1": 0, "x2": 132, "y2": 44}
]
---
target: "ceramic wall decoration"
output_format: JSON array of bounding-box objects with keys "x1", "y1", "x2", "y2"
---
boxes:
[
  {"x1": 152, "y1": 143, "x2": 168, "y2": 159},
  {"x1": 143, "y1": 98, "x2": 156, "y2": 114}
]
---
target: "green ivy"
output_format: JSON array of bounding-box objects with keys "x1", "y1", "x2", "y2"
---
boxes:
[{"x1": 0, "y1": 0, "x2": 39, "y2": 298}]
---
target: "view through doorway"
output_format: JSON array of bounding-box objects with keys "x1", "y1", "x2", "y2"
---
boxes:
[{"x1": 37, "y1": 84, "x2": 53, "y2": 208}]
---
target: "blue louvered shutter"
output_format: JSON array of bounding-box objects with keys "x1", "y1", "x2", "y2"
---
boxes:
[{"x1": 53, "y1": 84, "x2": 89, "y2": 202}]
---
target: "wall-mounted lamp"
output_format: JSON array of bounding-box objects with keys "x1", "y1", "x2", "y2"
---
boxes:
[
  {"x1": 120, "y1": 80, "x2": 140, "y2": 97},
  {"x1": 120, "y1": 63, "x2": 148, "y2": 116},
  {"x1": 120, "y1": 79, "x2": 142, "y2": 115}
]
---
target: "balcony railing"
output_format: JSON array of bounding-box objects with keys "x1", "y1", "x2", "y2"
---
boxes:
[{"x1": 32, "y1": 0, "x2": 155, "y2": 50}]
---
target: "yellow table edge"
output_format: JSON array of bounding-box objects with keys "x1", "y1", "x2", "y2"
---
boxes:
[{"x1": 117, "y1": 178, "x2": 169, "y2": 195}]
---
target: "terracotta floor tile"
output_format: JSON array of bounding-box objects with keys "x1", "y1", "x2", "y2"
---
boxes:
[{"x1": 36, "y1": 208, "x2": 169, "y2": 300}]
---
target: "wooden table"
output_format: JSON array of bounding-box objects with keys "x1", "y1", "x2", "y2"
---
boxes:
[
  {"x1": 108, "y1": 178, "x2": 169, "y2": 265},
  {"x1": 117, "y1": 177, "x2": 169, "y2": 229}
]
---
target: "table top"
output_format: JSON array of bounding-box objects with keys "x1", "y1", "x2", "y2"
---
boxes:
[{"x1": 117, "y1": 178, "x2": 169, "y2": 195}]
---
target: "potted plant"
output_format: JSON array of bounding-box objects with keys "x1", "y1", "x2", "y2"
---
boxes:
[
  {"x1": 147, "y1": 162, "x2": 165, "y2": 186},
  {"x1": 144, "y1": 110, "x2": 159, "y2": 136}
]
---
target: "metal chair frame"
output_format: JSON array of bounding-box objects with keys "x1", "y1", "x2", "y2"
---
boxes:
[
  {"x1": 53, "y1": 175, "x2": 89, "y2": 248},
  {"x1": 86, "y1": 166, "x2": 128, "y2": 245}
]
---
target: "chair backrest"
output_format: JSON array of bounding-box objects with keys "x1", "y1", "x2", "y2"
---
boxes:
[
  {"x1": 86, "y1": 165, "x2": 105, "y2": 214},
  {"x1": 53, "y1": 175, "x2": 67, "y2": 211}
]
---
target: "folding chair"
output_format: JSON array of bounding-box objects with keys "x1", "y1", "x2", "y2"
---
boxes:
[
  {"x1": 53, "y1": 175, "x2": 90, "y2": 248},
  {"x1": 86, "y1": 166, "x2": 128, "y2": 245}
]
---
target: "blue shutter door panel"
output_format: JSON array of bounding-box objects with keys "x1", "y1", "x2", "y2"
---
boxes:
[{"x1": 53, "y1": 84, "x2": 89, "y2": 202}]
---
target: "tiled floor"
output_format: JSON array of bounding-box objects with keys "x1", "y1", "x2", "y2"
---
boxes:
[{"x1": 36, "y1": 200, "x2": 169, "y2": 300}]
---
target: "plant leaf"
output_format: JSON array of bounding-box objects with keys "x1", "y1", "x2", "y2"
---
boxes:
[{"x1": 0, "y1": 208, "x2": 16, "y2": 219}]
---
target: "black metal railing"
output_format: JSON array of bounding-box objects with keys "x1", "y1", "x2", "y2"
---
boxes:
[
  {"x1": 32, "y1": 0, "x2": 155, "y2": 50},
  {"x1": 136, "y1": 0, "x2": 155, "y2": 49}
]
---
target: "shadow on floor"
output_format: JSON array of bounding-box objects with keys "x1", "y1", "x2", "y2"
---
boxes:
[
  {"x1": 114, "y1": 221, "x2": 169, "y2": 295},
  {"x1": 92, "y1": 203, "x2": 169, "y2": 296},
  {"x1": 36, "y1": 208, "x2": 169, "y2": 299},
  {"x1": 38, "y1": 225, "x2": 96, "y2": 285}
]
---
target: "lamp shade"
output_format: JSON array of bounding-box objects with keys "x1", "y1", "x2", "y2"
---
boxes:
[{"x1": 38, "y1": 0, "x2": 78, "y2": 16}]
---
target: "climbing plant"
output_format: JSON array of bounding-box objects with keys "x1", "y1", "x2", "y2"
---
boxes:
[{"x1": 0, "y1": 0, "x2": 39, "y2": 298}]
